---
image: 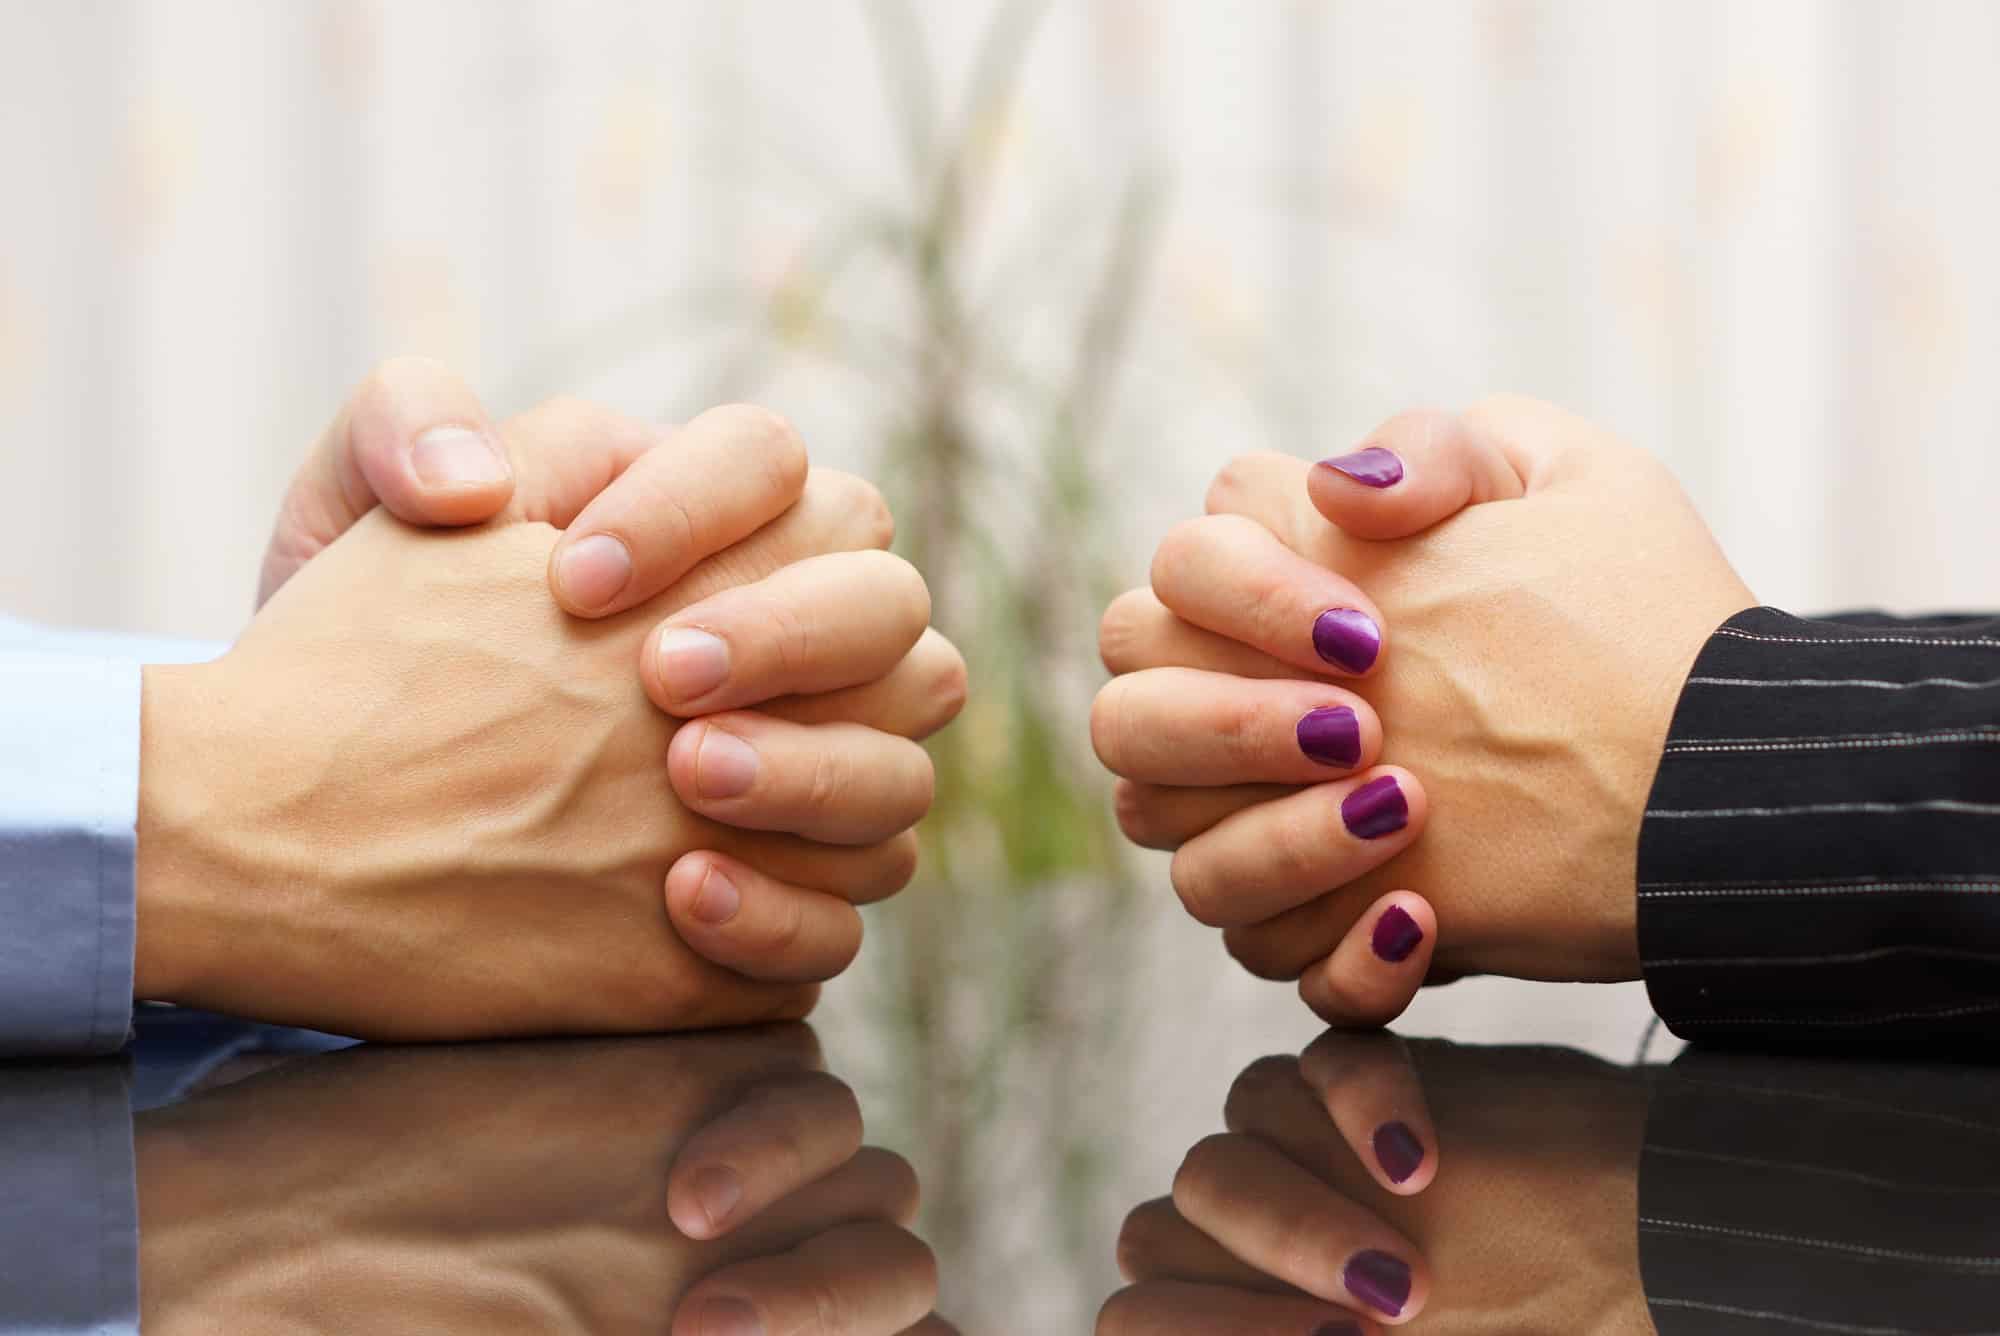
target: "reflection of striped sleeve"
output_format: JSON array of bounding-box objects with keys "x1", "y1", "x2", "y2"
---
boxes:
[
  {"x1": 1637, "y1": 606, "x2": 2000, "y2": 1048},
  {"x1": 1641, "y1": 1050, "x2": 2000, "y2": 1334}
]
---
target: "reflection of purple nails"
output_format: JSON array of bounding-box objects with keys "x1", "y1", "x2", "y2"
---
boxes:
[
  {"x1": 1312, "y1": 609, "x2": 1381, "y2": 674},
  {"x1": 1371, "y1": 904, "x2": 1424, "y2": 962},
  {"x1": 1297, "y1": 706, "x2": 1362, "y2": 768},
  {"x1": 1318, "y1": 445, "x2": 1404, "y2": 488},
  {"x1": 1373, "y1": 1121, "x2": 1425, "y2": 1184},
  {"x1": 1344, "y1": 1249, "x2": 1412, "y2": 1317},
  {"x1": 1342, "y1": 776, "x2": 1408, "y2": 839}
]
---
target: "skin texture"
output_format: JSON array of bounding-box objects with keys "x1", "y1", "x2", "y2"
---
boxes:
[
  {"x1": 134, "y1": 1026, "x2": 944, "y2": 1335},
  {"x1": 1106, "y1": 1033, "x2": 1653, "y2": 1334},
  {"x1": 1100, "y1": 396, "x2": 1756, "y2": 1003}
]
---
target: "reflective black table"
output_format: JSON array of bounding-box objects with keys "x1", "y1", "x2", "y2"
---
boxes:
[{"x1": 3, "y1": 1006, "x2": 1997, "y2": 1333}]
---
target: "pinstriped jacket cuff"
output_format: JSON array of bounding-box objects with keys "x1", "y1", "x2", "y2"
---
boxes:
[{"x1": 1637, "y1": 606, "x2": 2000, "y2": 1048}]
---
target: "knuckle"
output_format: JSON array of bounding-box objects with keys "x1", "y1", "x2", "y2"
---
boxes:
[
  {"x1": 1089, "y1": 680, "x2": 1130, "y2": 771},
  {"x1": 1202, "y1": 451, "x2": 1283, "y2": 514},
  {"x1": 1168, "y1": 846, "x2": 1227, "y2": 928},
  {"x1": 1224, "y1": 923, "x2": 1299, "y2": 981},
  {"x1": 1222, "y1": 1054, "x2": 1300, "y2": 1127},
  {"x1": 1148, "y1": 517, "x2": 1212, "y2": 597},
  {"x1": 1097, "y1": 588, "x2": 1151, "y2": 674},
  {"x1": 929, "y1": 641, "x2": 970, "y2": 724},
  {"x1": 1170, "y1": 1134, "x2": 1235, "y2": 1214},
  {"x1": 764, "y1": 595, "x2": 819, "y2": 683},
  {"x1": 878, "y1": 831, "x2": 920, "y2": 895},
  {"x1": 1313, "y1": 962, "x2": 1392, "y2": 1026},
  {"x1": 804, "y1": 745, "x2": 848, "y2": 815},
  {"x1": 1112, "y1": 780, "x2": 1158, "y2": 847},
  {"x1": 1214, "y1": 694, "x2": 1264, "y2": 769}
]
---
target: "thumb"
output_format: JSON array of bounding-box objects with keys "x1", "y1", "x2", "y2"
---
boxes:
[
  {"x1": 257, "y1": 356, "x2": 513, "y2": 606},
  {"x1": 1306, "y1": 394, "x2": 1603, "y2": 540}
]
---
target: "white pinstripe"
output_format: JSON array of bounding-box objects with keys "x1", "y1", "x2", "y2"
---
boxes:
[
  {"x1": 1638, "y1": 1216, "x2": 2000, "y2": 1269},
  {"x1": 1646, "y1": 1297, "x2": 1978, "y2": 1335},
  {"x1": 1714, "y1": 627, "x2": 2000, "y2": 650},
  {"x1": 1688, "y1": 674, "x2": 2000, "y2": 690},
  {"x1": 1646, "y1": 944, "x2": 2000, "y2": 968},
  {"x1": 1646, "y1": 800, "x2": 2000, "y2": 819},
  {"x1": 1663, "y1": 727, "x2": 2000, "y2": 755}
]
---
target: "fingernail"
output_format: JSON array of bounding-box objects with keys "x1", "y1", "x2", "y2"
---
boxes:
[
  {"x1": 687, "y1": 1164, "x2": 744, "y2": 1232},
  {"x1": 1342, "y1": 775, "x2": 1408, "y2": 840},
  {"x1": 1371, "y1": 904, "x2": 1424, "y2": 962},
  {"x1": 688, "y1": 1296, "x2": 765, "y2": 1336},
  {"x1": 410, "y1": 425, "x2": 508, "y2": 487},
  {"x1": 689, "y1": 866, "x2": 742, "y2": 925},
  {"x1": 1318, "y1": 445, "x2": 1404, "y2": 488},
  {"x1": 1312, "y1": 608, "x2": 1381, "y2": 674},
  {"x1": 1297, "y1": 705, "x2": 1362, "y2": 768},
  {"x1": 654, "y1": 627, "x2": 731, "y2": 703},
  {"x1": 1343, "y1": 1249, "x2": 1412, "y2": 1318},
  {"x1": 694, "y1": 726, "x2": 760, "y2": 800},
  {"x1": 1373, "y1": 1120, "x2": 1425, "y2": 1184},
  {"x1": 554, "y1": 533, "x2": 633, "y2": 611}
]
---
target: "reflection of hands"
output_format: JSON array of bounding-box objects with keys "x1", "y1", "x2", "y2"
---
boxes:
[
  {"x1": 136, "y1": 1026, "x2": 946, "y2": 1335},
  {"x1": 1105, "y1": 1031, "x2": 1652, "y2": 1332},
  {"x1": 1099, "y1": 395, "x2": 1754, "y2": 1021},
  {"x1": 138, "y1": 367, "x2": 968, "y2": 1037}
]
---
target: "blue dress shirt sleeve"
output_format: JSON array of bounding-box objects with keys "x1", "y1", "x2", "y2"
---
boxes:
[
  {"x1": 0, "y1": 1060, "x2": 139, "y2": 1334},
  {"x1": 0, "y1": 615, "x2": 225, "y2": 1057}
]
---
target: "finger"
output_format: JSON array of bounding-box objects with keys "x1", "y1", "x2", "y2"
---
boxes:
[
  {"x1": 1307, "y1": 407, "x2": 1527, "y2": 540},
  {"x1": 1202, "y1": 451, "x2": 1324, "y2": 550},
  {"x1": 897, "y1": 1319, "x2": 959, "y2": 1336},
  {"x1": 498, "y1": 394, "x2": 662, "y2": 527},
  {"x1": 1099, "y1": 1281, "x2": 1383, "y2": 1336},
  {"x1": 1297, "y1": 1024, "x2": 1440, "y2": 1198},
  {"x1": 697, "y1": 828, "x2": 917, "y2": 906},
  {"x1": 725, "y1": 1146, "x2": 922, "y2": 1240},
  {"x1": 1093, "y1": 669, "x2": 1381, "y2": 786},
  {"x1": 669, "y1": 715, "x2": 935, "y2": 845},
  {"x1": 646, "y1": 551, "x2": 931, "y2": 716},
  {"x1": 666, "y1": 852, "x2": 865, "y2": 983},
  {"x1": 1151, "y1": 514, "x2": 1387, "y2": 678},
  {"x1": 260, "y1": 356, "x2": 512, "y2": 605},
  {"x1": 668, "y1": 1070, "x2": 863, "y2": 1240},
  {"x1": 1098, "y1": 587, "x2": 1306, "y2": 680},
  {"x1": 548, "y1": 402, "x2": 810, "y2": 618},
  {"x1": 674, "y1": 1221, "x2": 938, "y2": 1336},
  {"x1": 1173, "y1": 1133, "x2": 1428, "y2": 1323},
  {"x1": 1114, "y1": 1197, "x2": 1290, "y2": 1291},
  {"x1": 763, "y1": 629, "x2": 969, "y2": 742},
  {"x1": 1113, "y1": 780, "x2": 1292, "y2": 851},
  {"x1": 1169, "y1": 768, "x2": 1427, "y2": 928},
  {"x1": 1296, "y1": 892, "x2": 1436, "y2": 1032}
]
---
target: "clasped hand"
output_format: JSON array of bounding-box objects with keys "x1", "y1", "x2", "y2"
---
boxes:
[{"x1": 135, "y1": 359, "x2": 966, "y2": 1039}]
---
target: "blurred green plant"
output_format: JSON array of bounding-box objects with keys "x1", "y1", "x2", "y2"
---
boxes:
[{"x1": 523, "y1": 3, "x2": 1164, "y2": 1325}]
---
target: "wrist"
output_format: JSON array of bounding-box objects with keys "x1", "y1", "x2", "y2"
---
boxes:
[{"x1": 135, "y1": 662, "x2": 236, "y2": 1003}]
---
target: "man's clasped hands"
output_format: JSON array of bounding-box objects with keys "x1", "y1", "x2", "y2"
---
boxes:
[{"x1": 137, "y1": 361, "x2": 1754, "y2": 1042}]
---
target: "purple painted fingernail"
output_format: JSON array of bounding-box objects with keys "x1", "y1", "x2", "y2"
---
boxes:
[
  {"x1": 1343, "y1": 1249, "x2": 1412, "y2": 1318},
  {"x1": 1318, "y1": 445, "x2": 1404, "y2": 488},
  {"x1": 1311, "y1": 1323, "x2": 1365, "y2": 1336},
  {"x1": 1341, "y1": 776, "x2": 1408, "y2": 840},
  {"x1": 1373, "y1": 1121, "x2": 1425, "y2": 1184},
  {"x1": 1371, "y1": 904, "x2": 1423, "y2": 962},
  {"x1": 1312, "y1": 609, "x2": 1381, "y2": 674},
  {"x1": 1297, "y1": 706, "x2": 1362, "y2": 768}
]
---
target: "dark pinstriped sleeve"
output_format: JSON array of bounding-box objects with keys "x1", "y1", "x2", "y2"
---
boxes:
[{"x1": 1637, "y1": 606, "x2": 2000, "y2": 1048}]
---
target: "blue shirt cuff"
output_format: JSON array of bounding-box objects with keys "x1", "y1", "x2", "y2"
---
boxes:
[{"x1": 1, "y1": 624, "x2": 224, "y2": 1057}]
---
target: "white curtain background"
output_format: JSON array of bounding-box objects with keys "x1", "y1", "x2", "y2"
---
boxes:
[{"x1": 3, "y1": 2, "x2": 1997, "y2": 1286}]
